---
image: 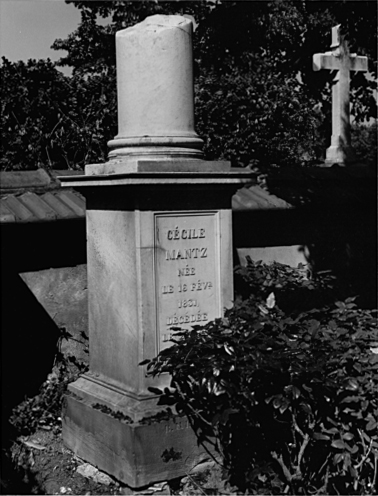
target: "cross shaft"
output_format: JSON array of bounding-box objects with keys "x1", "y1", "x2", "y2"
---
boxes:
[{"x1": 313, "y1": 25, "x2": 368, "y2": 165}]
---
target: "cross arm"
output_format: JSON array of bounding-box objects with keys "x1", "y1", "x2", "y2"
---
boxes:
[
  {"x1": 313, "y1": 52, "x2": 340, "y2": 71},
  {"x1": 313, "y1": 52, "x2": 368, "y2": 72},
  {"x1": 349, "y1": 55, "x2": 368, "y2": 72}
]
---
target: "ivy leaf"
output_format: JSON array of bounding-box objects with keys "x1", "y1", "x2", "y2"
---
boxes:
[
  {"x1": 353, "y1": 363, "x2": 362, "y2": 373},
  {"x1": 258, "y1": 304, "x2": 269, "y2": 315},
  {"x1": 322, "y1": 427, "x2": 339, "y2": 435},
  {"x1": 313, "y1": 432, "x2": 330, "y2": 441},
  {"x1": 366, "y1": 419, "x2": 378, "y2": 431},
  {"x1": 341, "y1": 395, "x2": 361, "y2": 403},
  {"x1": 279, "y1": 399, "x2": 290, "y2": 414},
  {"x1": 342, "y1": 432, "x2": 354, "y2": 441},
  {"x1": 224, "y1": 343, "x2": 235, "y2": 355},
  {"x1": 266, "y1": 292, "x2": 276, "y2": 309},
  {"x1": 331, "y1": 439, "x2": 346, "y2": 450},
  {"x1": 345, "y1": 378, "x2": 359, "y2": 391},
  {"x1": 300, "y1": 402, "x2": 312, "y2": 414},
  {"x1": 333, "y1": 453, "x2": 344, "y2": 464}
]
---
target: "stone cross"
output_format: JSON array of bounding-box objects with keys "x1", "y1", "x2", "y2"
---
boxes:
[{"x1": 313, "y1": 25, "x2": 368, "y2": 165}]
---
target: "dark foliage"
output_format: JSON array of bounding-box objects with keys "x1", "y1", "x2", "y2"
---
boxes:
[
  {"x1": 144, "y1": 260, "x2": 378, "y2": 494},
  {"x1": 8, "y1": 328, "x2": 88, "y2": 436},
  {"x1": 1, "y1": 1, "x2": 377, "y2": 170},
  {"x1": 352, "y1": 121, "x2": 378, "y2": 167},
  {"x1": 1, "y1": 327, "x2": 89, "y2": 494},
  {"x1": 0, "y1": 57, "x2": 117, "y2": 170}
]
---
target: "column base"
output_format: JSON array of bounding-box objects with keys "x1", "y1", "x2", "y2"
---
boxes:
[
  {"x1": 325, "y1": 145, "x2": 357, "y2": 166},
  {"x1": 107, "y1": 136, "x2": 204, "y2": 162},
  {"x1": 85, "y1": 158, "x2": 231, "y2": 175},
  {"x1": 62, "y1": 376, "x2": 213, "y2": 488}
]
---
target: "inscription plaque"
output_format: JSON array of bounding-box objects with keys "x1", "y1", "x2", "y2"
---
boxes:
[{"x1": 155, "y1": 212, "x2": 220, "y2": 351}]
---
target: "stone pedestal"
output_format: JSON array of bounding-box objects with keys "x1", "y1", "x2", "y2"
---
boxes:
[
  {"x1": 61, "y1": 163, "x2": 251, "y2": 487},
  {"x1": 325, "y1": 142, "x2": 357, "y2": 166},
  {"x1": 60, "y1": 14, "x2": 253, "y2": 487}
]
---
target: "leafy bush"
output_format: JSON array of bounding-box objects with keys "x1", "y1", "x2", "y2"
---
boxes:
[
  {"x1": 234, "y1": 259, "x2": 340, "y2": 313},
  {"x1": 1, "y1": 2, "x2": 377, "y2": 171},
  {"x1": 0, "y1": 57, "x2": 117, "y2": 171},
  {"x1": 351, "y1": 121, "x2": 378, "y2": 169},
  {"x1": 145, "y1": 261, "x2": 378, "y2": 495}
]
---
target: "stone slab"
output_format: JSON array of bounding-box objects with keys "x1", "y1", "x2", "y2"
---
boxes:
[
  {"x1": 82, "y1": 201, "x2": 234, "y2": 401},
  {"x1": 58, "y1": 171, "x2": 252, "y2": 406},
  {"x1": 60, "y1": 164, "x2": 252, "y2": 487},
  {"x1": 85, "y1": 159, "x2": 231, "y2": 175},
  {"x1": 237, "y1": 246, "x2": 308, "y2": 268},
  {"x1": 0, "y1": 169, "x2": 52, "y2": 192},
  {"x1": 62, "y1": 391, "x2": 211, "y2": 488},
  {"x1": 59, "y1": 168, "x2": 253, "y2": 189},
  {"x1": 155, "y1": 212, "x2": 220, "y2": 351}
]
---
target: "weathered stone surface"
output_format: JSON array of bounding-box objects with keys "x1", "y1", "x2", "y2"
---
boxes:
[
  {"x1": 108, "y1": 15, "x2": 203, "y2": 162},
  {"x1": 237, "y1": 246, "x2": 308, "y2": 268},
  {"x1": 76, "y1": 463, "x2": 113, "y2": 485},
  {"x1": 85, "y1": 159, "x2": 230, "y2": 175},
  {"x1": 61, "y1": 166, "x2": 250, "y2": 486},
  {"x1": 20, "y1": 266, "x2": 88, "y2": 360},
  {"x1": 63, "y1": 391, "x2": 211, "y2": 488},
  {"x1": 0, "y1": 169, "x2": 52, "y2": 192},
  {"x1": 313, "y1": 25, "x2": 368, "y2": 165},
  {"x1": 61, "y1": 14, "x2": 252, "y2": 488},
  {"x1": 81, "y1": 174, "x2": 242, "y2": 402}
]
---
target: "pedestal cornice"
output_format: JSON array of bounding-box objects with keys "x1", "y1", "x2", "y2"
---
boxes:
[{"x1": 59, "y1": 163, "x2": 255, "y2": 189}]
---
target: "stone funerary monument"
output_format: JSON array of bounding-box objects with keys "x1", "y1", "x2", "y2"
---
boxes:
[
  {"x1": 60, "y1": 15, "x2": 251, "y2": 487},
  {"x1": 313, "y1": 24, "x2": 368, "y2": 165}
]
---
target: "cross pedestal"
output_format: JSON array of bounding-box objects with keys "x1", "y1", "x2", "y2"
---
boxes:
[{"x1": 313, "y1": 25, "x2": 368, "y2": 165}]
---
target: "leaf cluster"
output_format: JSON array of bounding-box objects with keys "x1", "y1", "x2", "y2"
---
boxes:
[
  {"x1": 352, "y1": 121, "x2": 378, "y2": 167},
  {"x1": 0, "y1": 57, "x2": 117, "y2": 170},
  {"x1": 1, "y1": 1, "x2": 377, "y2": 170},
  {"x1": 144, "y1": 261, "x2": 378, "y2": 494}
]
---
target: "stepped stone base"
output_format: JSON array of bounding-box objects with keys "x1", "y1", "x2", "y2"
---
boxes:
[
  {"x1": 62, "y1": 385, "x2": 211, "y2": 488},
  {"x1": 325, "y1": 144, "x2": 357, "y2": 166}
]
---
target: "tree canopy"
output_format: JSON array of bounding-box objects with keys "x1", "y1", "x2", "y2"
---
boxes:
[{"x1": 1, "y1": 0, "x2": 377, "y2": 170}]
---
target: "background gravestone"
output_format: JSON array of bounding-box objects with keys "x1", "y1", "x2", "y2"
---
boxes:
[{"x1": 313, "y1": 25, "x2": 368, "y2": 165}]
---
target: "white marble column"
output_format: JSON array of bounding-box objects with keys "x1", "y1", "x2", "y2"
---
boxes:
[{"x1": 108, "y1": 15, "x2": 203, "y2": 160}]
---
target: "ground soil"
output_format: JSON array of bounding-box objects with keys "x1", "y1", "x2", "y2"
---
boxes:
[{"x1": 1, "y1": 428, "x2": 236, "y2": 496}]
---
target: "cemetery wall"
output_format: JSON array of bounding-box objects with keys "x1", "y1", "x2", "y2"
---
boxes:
[{"x1": 1, "y1": 171, "x2": 87, "y2": 419}]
